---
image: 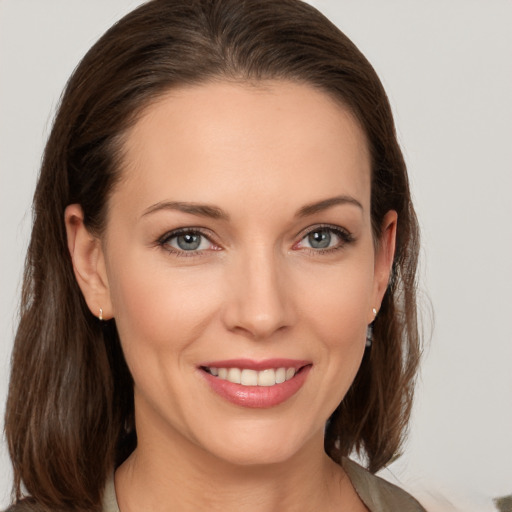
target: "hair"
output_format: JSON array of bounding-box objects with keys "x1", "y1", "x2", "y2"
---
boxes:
[{"x1": 5, "y1": 0, "x2": 421, "y2": 510}]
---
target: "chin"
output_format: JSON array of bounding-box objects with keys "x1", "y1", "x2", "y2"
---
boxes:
[
  {"x1": 208, "y1": 443, "x2": 302, "y2": 468},
  {"x1": 193, "y1": 419, "x2": 322, "y2": 468}
]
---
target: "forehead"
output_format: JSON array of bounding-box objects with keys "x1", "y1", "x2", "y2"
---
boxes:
[{"x1": 114, "y1": 80, "x2": 371, "y2": 217}]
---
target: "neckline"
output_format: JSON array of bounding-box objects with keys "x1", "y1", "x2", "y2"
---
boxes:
[
  {"x1": 102, "y1": 458, "x2": 424, "y2": 512},
  {"x1": 102, "y1": 461, "x2": 371, "y2": 512}
]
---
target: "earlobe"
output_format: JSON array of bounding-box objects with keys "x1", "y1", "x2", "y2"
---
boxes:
[
  {"x1": 64, "y1": 204, "x2": 113, "y2": 320},
  {"x1": 371, "y1": 210, "x2": 397, "y2": 321}
]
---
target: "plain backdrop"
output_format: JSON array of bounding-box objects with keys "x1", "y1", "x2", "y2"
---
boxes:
[{"x1": 1, "y1": 1, "x2": 511, "y2": 510}]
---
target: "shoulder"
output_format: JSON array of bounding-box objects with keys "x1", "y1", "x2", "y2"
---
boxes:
[{"x1": 342, "y1": 457, "x2": 427, "y2": 512}]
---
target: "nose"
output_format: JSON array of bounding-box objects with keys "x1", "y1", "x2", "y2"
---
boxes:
[{"x1": 221, "y1": 247, "x2": 295, "y2": 340}]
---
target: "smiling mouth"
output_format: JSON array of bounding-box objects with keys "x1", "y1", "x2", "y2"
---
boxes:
[
  {"x1": 201, "y1": 366, "x2": 305, "y2": 387},
  {"x1": 199, "y1": 360, "x2": 312, "y2": 407}
]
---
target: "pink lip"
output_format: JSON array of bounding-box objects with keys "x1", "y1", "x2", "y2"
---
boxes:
[
  {"x1": 199, "y1": 358, "x2": 310, "y2": 371},
  {"x1": 198, "y1": 359, "x2": 312, "y2": 409}
]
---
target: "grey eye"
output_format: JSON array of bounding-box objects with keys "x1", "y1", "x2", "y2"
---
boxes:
[
  {"x1": 159, "y1": 229, "x2": 215, "y2": 254},
  {"x1": 175, "y1": 233, "x2": 203, "y2": 250},
  {"x1": 307, "y1": 229, "x2": 332, "y2": 249}
]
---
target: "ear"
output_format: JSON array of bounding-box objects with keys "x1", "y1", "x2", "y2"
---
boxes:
[
  {"x1": 64, "y1": 204, "x2": 113, "y2": 320},
  {"x1": 370, "y1": 210, "x2": 397, "y2": 323}
]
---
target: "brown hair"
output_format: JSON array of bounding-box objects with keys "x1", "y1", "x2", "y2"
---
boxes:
[{"x1": 5, "y1": 0, "x2": 420, "y2": 509}]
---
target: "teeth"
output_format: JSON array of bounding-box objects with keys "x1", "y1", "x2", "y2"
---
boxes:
[
  {"x1": 227, "y1": 368, "x2": 241, "y2": 384},
  {"x1": 285, "y1": 367, "x2": 295, "y2": 380},
  {"x1": 207, "y1": 366, "x2": 298, "y2": 386},
  {"x1": 241, "y1": 369, "x2": 258, "y2": 386},
  {"x1": 258, "y1": 369, "x2": 275, "y2": 387}
]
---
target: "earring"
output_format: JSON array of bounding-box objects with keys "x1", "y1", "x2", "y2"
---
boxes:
[
  {"x1": 366, "y1": 307, "x2": 378, "y2": 348},
  {"x1": 365, "y1": 323, "x2": 373, "y2": 348},
  {"x1": 99, "y1": 308, "x2": 103, "y2": 321}
]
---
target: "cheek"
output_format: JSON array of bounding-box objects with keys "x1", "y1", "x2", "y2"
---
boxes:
[
  {"x1": 106, "y1": 251, "x2": 224, "y2": 359},
  {"x1": 296, "y1": 256, "x2": 375, "y2": 339},
  {"x1": 293, "y1": 253, "x2": 375, "y2": 403}
]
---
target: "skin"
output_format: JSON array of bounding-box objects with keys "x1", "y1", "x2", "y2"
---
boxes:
[{"x1": 65, "y1": 81, "x2": 396, "y2": 512}]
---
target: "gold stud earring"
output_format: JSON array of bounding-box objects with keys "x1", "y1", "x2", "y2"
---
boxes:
[{"x1": 99, "y1": 308, "x2": 103, "y2": 321}]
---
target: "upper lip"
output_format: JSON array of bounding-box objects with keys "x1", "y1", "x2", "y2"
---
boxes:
[{"x1": 199, "y1": 358, "x2": 311, "y2": 371}]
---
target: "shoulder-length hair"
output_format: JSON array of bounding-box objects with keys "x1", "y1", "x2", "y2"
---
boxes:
[{"x1": 5, "y1": 0, "x2": 420, "y2": 509}]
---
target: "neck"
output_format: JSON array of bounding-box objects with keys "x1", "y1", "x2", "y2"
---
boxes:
[{"x1": 115, "y1": 430, "x2": 354, "y2": 512}]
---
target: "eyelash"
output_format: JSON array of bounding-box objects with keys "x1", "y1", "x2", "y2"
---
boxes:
[
  {"x1": 294, "y1": 224, "x2": 355, "y2": 254},
  {"x1": 156, "y1": 224, "x2": 354, "y2": 257},
  {"x1": 157, "y1": 228, "x2": 219, "y2": 257}
]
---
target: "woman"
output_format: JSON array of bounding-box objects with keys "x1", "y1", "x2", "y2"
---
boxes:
[{"x1": 4, "y1": 0, "x2": 424, "y2": 510}]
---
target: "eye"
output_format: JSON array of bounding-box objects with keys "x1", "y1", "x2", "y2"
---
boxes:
[
  {"x1": 305, "y1": 229, "x2": 335, "y2": 249},
  {"x1": 295, "y1": 225, "x2": 354, "y2": 252},
  {"x1": 158, "y1": 229, "x2": 217, "y2": 255}
]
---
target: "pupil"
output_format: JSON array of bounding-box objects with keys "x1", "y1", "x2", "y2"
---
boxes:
[
  {"x1": 309, "y1": 230, "x2": 331, "y2": 249},
  {"x1": 177, "y1": 233, "x2": 201, "y2": 250}
]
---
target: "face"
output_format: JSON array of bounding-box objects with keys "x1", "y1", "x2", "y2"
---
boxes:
[{"x1": 71, "y1": 81, "x2": 395, "y2": 467}]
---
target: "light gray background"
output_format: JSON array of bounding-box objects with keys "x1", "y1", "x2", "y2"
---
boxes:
[{"x1": 1, "y1": 1, "x2": 511, "y2": 510}]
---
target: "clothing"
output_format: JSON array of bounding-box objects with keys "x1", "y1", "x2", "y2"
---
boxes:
[
  {"x1": 100, "y1": 458, "x2": 426, "y2": 512},
  {"x1": 341, "y1": 458, "x2": 426, "y2": 511}
]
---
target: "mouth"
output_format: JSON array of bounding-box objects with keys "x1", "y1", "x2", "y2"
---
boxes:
[
  {"x1": 198, "y1": 359, "x2": 312, "y2": 408},
  {"x1": 201, "y1": 366, "x2": 303, "y2": 386}
]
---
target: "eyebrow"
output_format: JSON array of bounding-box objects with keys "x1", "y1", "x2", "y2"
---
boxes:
[
  {"x1": 296, "y1": 195, "x2": 363, "y2": 217},
  {"x1": 142, "y1": 194, "x2": 362, "y2": 221},
  {"x1": 142, "y1": 201, "x2": 229, "y2": 220}
]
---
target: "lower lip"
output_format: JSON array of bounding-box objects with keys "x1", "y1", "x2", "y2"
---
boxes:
[{"x1": 200, "y1": 366, "x2": 311, "y2": 408}]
